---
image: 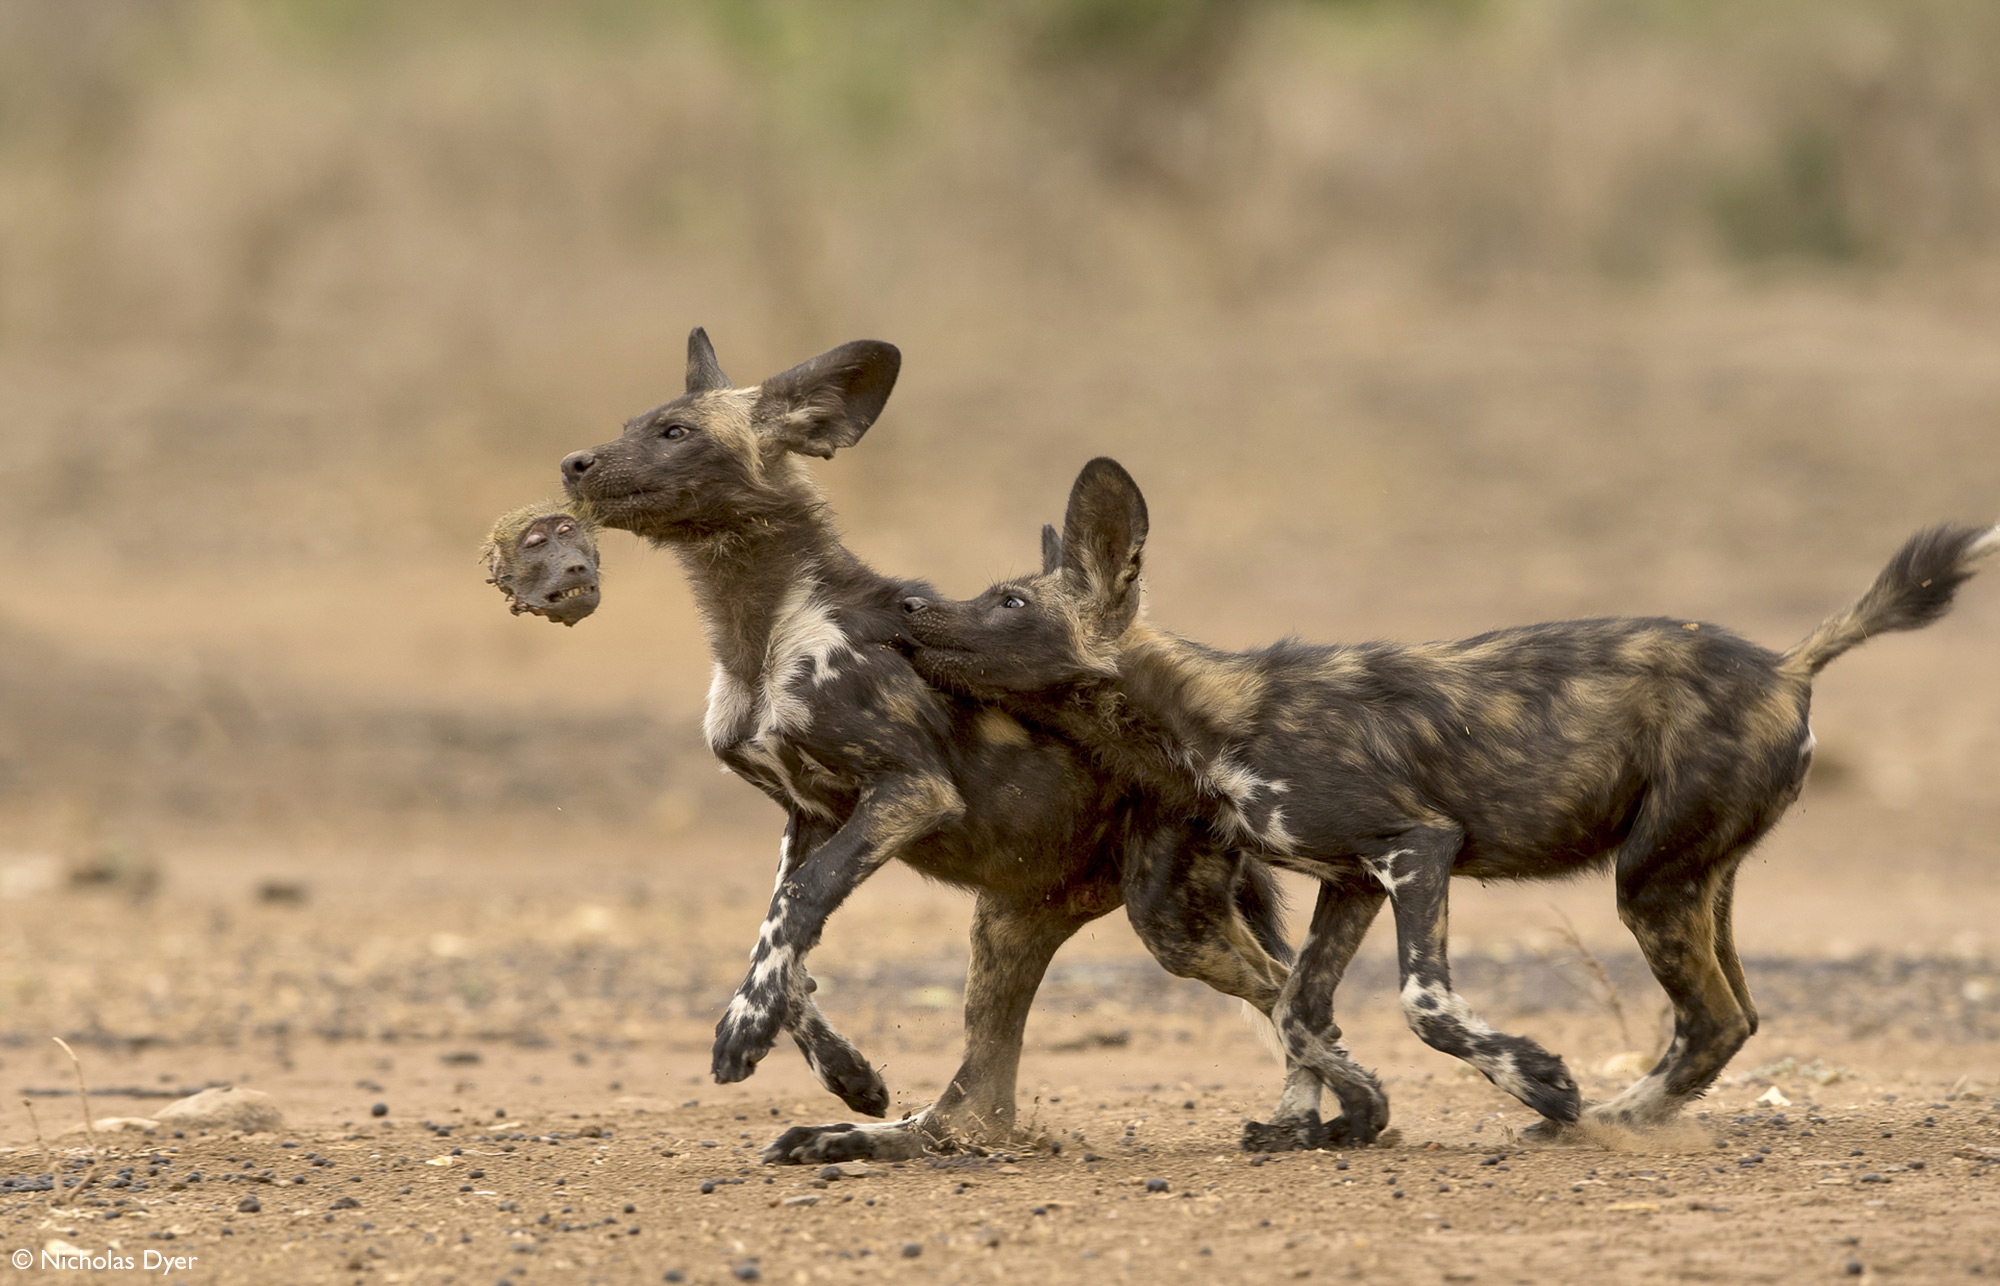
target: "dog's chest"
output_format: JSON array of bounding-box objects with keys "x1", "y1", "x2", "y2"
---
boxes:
[{"x1": 704, "y1": 584, "x2": 854, "y2": 815}]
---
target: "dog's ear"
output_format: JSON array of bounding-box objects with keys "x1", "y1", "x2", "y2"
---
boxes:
[
  {"x1": 685, "y1": 327, "x2": 731, "y2": 395},
  {"x1": 1061, "y1": 457, "x2": 1148, "y2": 629},
  {"x1": 756, "y1": 340, "x2": 901, "y2": 459},
  {"x1": 1040, "y1": 524, "x2": 1064, "y2": 576}
]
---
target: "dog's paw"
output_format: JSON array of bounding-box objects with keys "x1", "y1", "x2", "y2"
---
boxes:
[
  {"x1": 761, "y1": 1120, "x2": 928, "y2": 1165},
  {"x1": 1327, "y1": 1079, "x2": 1391, "y2": 1140},
  {"x1": 712, "y1": 993, "x2": 788, "y2": 1084},
  {"x1": 794, "y1": 1032, "x2": 890, "y2": 1118},
  {"x1": 1241, "y1": 1113, "x2": 1336, "y2": 1153},
  {"x1": 1512, "y1": 1049, "x2": 1582, "y2": 1124}
]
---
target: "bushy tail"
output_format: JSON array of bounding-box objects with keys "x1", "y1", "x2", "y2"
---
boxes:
[
  {"x1": 1233, "y1": 860, "x2": 1293, "y2": 967},
  {"x1": 1781, "y1": 523, "x2": 2000, "y2": 678}
]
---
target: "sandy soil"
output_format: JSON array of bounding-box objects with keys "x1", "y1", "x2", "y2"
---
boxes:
[{"x1": 1, "y1": 809, "x2": 1997, "y2": 1286}]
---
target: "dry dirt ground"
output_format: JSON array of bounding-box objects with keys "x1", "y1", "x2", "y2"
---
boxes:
[{"x1": 1, "y1": 811, "x2": 1998, "y2": 1286}]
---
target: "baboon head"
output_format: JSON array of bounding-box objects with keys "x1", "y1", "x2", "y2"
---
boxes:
[
  {"x1": 557, "y1": 327, "x2": 901, "y2": 542},
  {"x1": 899, "y1": 457, "x2": 1148, "y2": 698},
  {"x1": 482, "y1": 500, "x2": 602, "y2": 626}
]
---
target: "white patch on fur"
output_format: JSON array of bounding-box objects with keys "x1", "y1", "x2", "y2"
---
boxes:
[
  {"x1": 703, "y1": 575, "x2": 851, "y2": 752},
  {"x1": 1205, "y1": 755, "x2": 1266, "y2": 805},
  {"x1": 1799, "y1": 725, "x2": 1817, "y2": 762},
  {"x1": 761, "y1": 578, "x2": 850, "y2": 735},
  {"x1": 1484, "y1": 1050, "x2": 1531, "y2": 1101},
  {"x1": 1967, "y1": 522, "x2": 2000, "y2": 561},
  {"x1": 1261, "y1": 806, "x2": 1299, "y2": 854},
  {"x1": 1592, "y1": 1071, "x2": 1677, "y2": 1125},
  {"x1": 704, "y1": 663, "x2": 757, "y2": 751},
  {"x1": 1273, "y1": 1066, "x2": 1323, "y2": 1121},
  {"x1": 1363, "y1": 848, "x2": 1417, "y2": 895}
]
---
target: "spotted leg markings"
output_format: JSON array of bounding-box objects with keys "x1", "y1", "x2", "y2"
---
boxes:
[
  {"x1": 1240, "y1": 981, "x2": 1388, "y2": 1151},
  {"x1": 1360, "y1": 848, "x2": 1418, "y2": 896},
  {"x1": 761, "y1": 1114, "x2": 931, "y2": 1165},
  {"x1": 789, "y1": 1009, "x2": 889, "y2": 1117},
  {"x1": 712, "y1": 892, "x2": 802, "y2": 1083},
  {"x1": 1397, "y1": 973, "x2": 1579, "y2": 1123}
]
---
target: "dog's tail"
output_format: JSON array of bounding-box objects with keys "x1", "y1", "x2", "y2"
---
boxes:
[
  {"x1": 1780, "y1": 522, "x2": 2000, "y2": 679},
  {"x1": 1233, "y1": 860, "x2": 1293, "y2": 967}
]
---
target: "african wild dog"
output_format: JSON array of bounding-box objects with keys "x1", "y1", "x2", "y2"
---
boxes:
[
  {"x1": 483, "y1": 499, "x2": 603, "y2": 626},
  {"x1": 556, "y1": 335, "x2": 1304, "y2": 1163},
  {"x1": 899, "y1": 457, "x2": 1999, "y2": 1139}
]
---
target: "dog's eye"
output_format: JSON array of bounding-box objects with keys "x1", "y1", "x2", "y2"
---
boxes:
[
  {"x1": 662, "y1": 424, "x2": 689, "y2": 440},
  {"x1": 1002, "y1": 594, "x2": 1027, "y2": 609},
  {"x1": 523, "y1": 531, "x2": 548, "y2": 548},
  {"x1": 555, "y1": 521, "x2": 574, "y2": 535}
]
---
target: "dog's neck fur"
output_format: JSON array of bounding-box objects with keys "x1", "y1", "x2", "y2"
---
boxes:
[
  {"x1": 669, "y1": 477, "x2": 879, "y2": 686},
  {"x1": 1052, "y1": 621, "x2": 1263, "y2": 801}
]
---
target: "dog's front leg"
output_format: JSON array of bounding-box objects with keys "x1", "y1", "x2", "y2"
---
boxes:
[
  {"x1": 761, "y1": 888, "x2": 1107, "y2": 1164},
  {"x1": 713, "y1": 772, "x2": 964, "y2": 1086},
  {"x1": 763, "y1": 811, "x2": 892, "y2": 1116}
]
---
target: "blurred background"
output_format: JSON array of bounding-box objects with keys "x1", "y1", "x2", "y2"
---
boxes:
[{"x1": 2, "y1": 0, "x2": 1998, "y2": 1010}]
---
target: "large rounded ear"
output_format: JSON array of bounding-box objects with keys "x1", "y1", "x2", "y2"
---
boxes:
[
  {"x1": 1040, "y1": 523, "x2": 1064, "y2": 575},
  {"x1": 756, "y1": 340, "x2": 901, "y2": 459},
  {"x1": 685, "y1": 327, "x2": 731, "y2": 394},
  {"x1": 1060, "y1": 457, "x2": 1148, "y2": 626}
]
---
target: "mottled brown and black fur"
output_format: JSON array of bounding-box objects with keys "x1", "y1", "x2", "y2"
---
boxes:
[
  {"x1": 482, "y1": 500, "x2": 603, "y2": 626},
  {"x1": 901, "y1": 457, "x2": 2000, "y2": 1138},
  {"x1": 558, "y1": 336, "x2": 1296, "y2": 1163}
]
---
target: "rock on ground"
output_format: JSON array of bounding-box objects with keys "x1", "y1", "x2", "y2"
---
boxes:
[{"x1": 154, "y1": 1087, "x2": 284, "y2": 1134}]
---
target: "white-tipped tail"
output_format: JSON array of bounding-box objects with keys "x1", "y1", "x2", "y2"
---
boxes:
[
  {"x1": 1241, "y1": 1000, "x2": 1286, "y2": 1066},
  {"x1": 1969, "y1": 522, "x2": 2000, "y2": 561}
]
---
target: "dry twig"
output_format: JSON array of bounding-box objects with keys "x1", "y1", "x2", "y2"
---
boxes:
[{"x1": 1547, "y1": 905, "x2": 1633, "y2": 1049}]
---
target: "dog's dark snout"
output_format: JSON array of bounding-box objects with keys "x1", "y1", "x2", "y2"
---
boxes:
[
  {"x1": 561, "y1": 450, "x2": 596, "y2": 479},
  {"x1": 565, "y1": 562, "x2": 589, "y2": 577},
  {"x1": 901, "y1": 596, "x2": 929, "y2": 615}
]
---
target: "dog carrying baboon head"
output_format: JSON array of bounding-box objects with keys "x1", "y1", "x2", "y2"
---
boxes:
[
  {"x1": 482, "y1": 500, "x2": 602, "y2": 626},
  {"x1": 558, "y1": 328, "x2": 901, "y2": 541}
]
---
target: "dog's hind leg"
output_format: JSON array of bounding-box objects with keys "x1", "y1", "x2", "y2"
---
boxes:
[
  {"x1": 762, "y1": 889, "x2": 1108, "y2": 1164},
  {"x1": 1245, "y1": 867, "x2": 1390, "y2": 1151},
  {"x1": 1589, "y1": 823, "x2": 1762, "y2": 1129},
  {"x1": 1122, "y1": 824, "x2": 1291, "y2": 1013},
  {"x1": 1377, "y1": 826, "x2": 1582, "y2": 1125},
  {"x1": 1709, "y1": 862, "x2": 1759, "y2": 1039}
]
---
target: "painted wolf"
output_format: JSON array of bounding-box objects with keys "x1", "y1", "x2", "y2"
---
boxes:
[
  {"x1": 899, "y1": 456, "x2": 1998, "y2": 1140},
  {"x1": 556, "y1": 337, "x2": 1307, "y2": 1161}
]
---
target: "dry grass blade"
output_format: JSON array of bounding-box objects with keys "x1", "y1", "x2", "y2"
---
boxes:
[
  {"x1": 20, "y1": 1098, "x2": 54, "y2": 1198},
  {"x1": 51, "y1": 1036, "x2": 102, "y2": 1188},
  {"x1": 1547, "y1": 905, "x2": 1632, "y2": 1050}
]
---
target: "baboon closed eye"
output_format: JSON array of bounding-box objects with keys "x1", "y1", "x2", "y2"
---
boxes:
[{"x1": 482, "y1": 500, "x2": 603, "y2": 627}]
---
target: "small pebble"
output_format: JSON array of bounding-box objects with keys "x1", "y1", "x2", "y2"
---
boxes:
[
  {"x1": 901, "y1": 1243, "x2": 923, "y2": 1258},
  {"x1": 732, "y1": 1264, "x2": 760, "y2": 1282},
  {"x1": 1845, "y1": 1262, "x2": 1863, "y2": 1277},
  {"x1": 236, "y1": 1197, "x2": 260, "y2": 1214},
  {"x1": 371, "y1": 1103, "x2": 389, "y2": 1118},
  {"x1": 1145, "y1": 1178, "x2": 1169, "y2": 1193}
]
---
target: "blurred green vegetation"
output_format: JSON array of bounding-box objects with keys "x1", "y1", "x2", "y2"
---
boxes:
[{"x1": 3, "y1": 0, "x2": 1999, "y2": 567}]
